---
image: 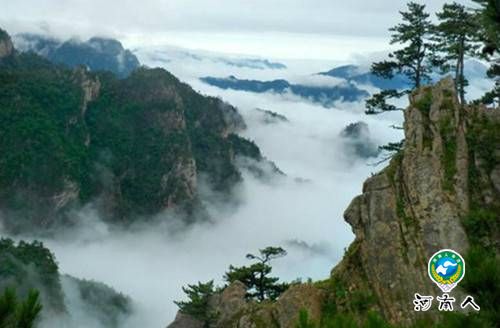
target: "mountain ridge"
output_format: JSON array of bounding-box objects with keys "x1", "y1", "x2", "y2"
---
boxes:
[
  {"x1": 13, "y1": 33, "x2": 140, "y2": 78},
  {"x1": 0, "y1": 28, "x2": 266, "y2": 232},
  {"x1": 200, "y1": 75, "x2": 369, "y2": 107}
]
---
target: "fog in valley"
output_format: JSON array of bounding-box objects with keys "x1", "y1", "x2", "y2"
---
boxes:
[
  {"x1": 3, "y1": 48, "x2": 406, "y2": 327},
  {"x1": 2, "y1": 0, "x2": 493, "y2": 326}
]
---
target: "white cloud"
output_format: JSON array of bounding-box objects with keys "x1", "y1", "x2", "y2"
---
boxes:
[
  {"x1": 1, "y1": 0, "x2": 474, "y2": 60},
  {"x1": 5, "y1": 53, "x2": 402, "y2": 327}
]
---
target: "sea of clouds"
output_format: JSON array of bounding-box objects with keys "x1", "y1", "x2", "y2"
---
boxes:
[{"x1": 7, "y1": 43, "x2": 492, "y2": 327}]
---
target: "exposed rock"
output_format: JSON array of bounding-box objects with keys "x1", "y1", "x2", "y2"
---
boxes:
[
  {"x1": 273, "y1": 284, "x2": 324, "y2": 328},
  {"x1": 335, "y1": 77, "x2": 499, "y2": 325},
  {"x1": 0, "y1": 29, "x2": 14, "y2": 59},
  {"x1": 168, "y1": 312, "x2": 204, "y2": 328},
  {"x1": 211, "y1": 281, "x2": 247, "y2": 324},
  {"x1": 169, "y1": 282, "x2": 324, "y2": 328},
  {"x1": 167, "y1": 77, "x2": 500, "y2": 327},
  {"x1": 52, "y1": 180, "x2": 80, "y2": 211}
]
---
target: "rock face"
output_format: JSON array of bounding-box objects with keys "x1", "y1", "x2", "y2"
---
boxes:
[
  {"x1": 168, "y1": 282, "x2": 324, "y2": 328},
  {"x1": 167, "y1": 78, "x2": 500, "y2": 327},
  {"x1": 0, "y1": 29, "x2": 14, "y2": 59},
  {"x1": 339, "y1": 77, "x2": 500, "y2": 324}
]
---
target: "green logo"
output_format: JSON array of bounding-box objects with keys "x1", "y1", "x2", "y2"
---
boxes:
[{"x1": 428, "y1": 249, "x2": 465, "y2": 292}]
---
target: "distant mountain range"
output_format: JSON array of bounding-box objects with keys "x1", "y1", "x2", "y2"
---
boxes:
[
  {"x1": 200, "y1": 75, "x2": 369, "y2": 106},
  {"x1": 137, "y1": 47, "x2": 287, "y2": 70},
  {"x1": 319, "y1": 65, "x2": 411, "y2": 90},
  {"x1": 319, "y1": 60, "x2": 489, "y2": 91},
  {"x1": 217, "y1": 58, "x2": 286, "y2": 70},
  {"x1": 14, "y1": 34, "x2": 140, "y2": 77}
]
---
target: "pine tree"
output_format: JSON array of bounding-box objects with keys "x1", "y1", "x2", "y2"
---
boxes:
[
  {"x1": 225, "y1": 246, "x2": 288, "y2": 301},
  {"x1": 174, "y1": 281, "x2": 217, "y2": 328},
  {"x1": 365, "y1": 2, "x2": 433, "y2": 115},
  {"x1": 432, "y1": 2, "x2": 480, "y2": 105},
  {"x1": 472, "y1": 0, "x2": 499, "y2": 105},
  {"x1": 0, "y1": 288, "x2": 42, "y2": 328}
]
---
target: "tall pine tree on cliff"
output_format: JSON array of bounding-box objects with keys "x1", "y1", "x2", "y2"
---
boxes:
[
  {"x1": 365, "y1": 2, "x2": 433, "y2": 115},
  {"x1": 432, "y1": 2, "x2": 480, "y2": 105},
  {"x1": 472, "y1": 0, "x2": 499, "y2": 105}
]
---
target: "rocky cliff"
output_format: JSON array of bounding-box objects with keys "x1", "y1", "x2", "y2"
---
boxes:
[
  {"x1": 0, "y1": 29, "x2": 13, "y2": 59},
  {"x1": 168, "y1": 78, "x2": 500, "y2": 327},
  {"x1": 338, "y1": 77, "x2": 499, "y2": 324},
  {"x1": 0, "y1": 28, "x2": 263, "y2": 232}
]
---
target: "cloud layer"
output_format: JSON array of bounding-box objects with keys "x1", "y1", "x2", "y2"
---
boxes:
[{"x1": 1, "y1": 0, "x2": 473, "y2": 59}]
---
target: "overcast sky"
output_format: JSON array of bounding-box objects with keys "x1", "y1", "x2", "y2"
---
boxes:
[{"x1": 1, "y1": 0, "x2": 473, "y2": 59}]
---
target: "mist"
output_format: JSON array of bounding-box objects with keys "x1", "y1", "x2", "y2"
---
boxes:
[
  {"x1": 4, "y1": 35, "x2": 494, "y2": 326},
  {"x1": 0, "y1": 49, "x2": 393, "y2": 328}
]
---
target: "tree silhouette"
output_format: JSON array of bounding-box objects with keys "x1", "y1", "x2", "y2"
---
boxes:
[
  {"x1": 225, "y1": 246, "x2": 288, "y2": 301},
  {"x1": 366, "y1": 2, "x2": 433, "y2": 115}
]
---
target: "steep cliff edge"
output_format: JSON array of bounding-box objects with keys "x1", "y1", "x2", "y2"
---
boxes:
[
  {"x1": 168, "y1": 78, "x2": 500, "y2": 327},
  {"x1": 337, "y1": 77, "x2": 498, "y2": 323},
  {"x1": 327, "y1": 77, "x2": 499, "y2": 326}
]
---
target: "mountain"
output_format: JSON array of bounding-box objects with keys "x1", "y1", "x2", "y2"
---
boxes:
[
  {"x1": 136, "y1": 47, "x2": 287, "y2": 70},
  {"x1": 340, "y1": 122, "x2": 380, "y2": 159},
  {"x1": 320, "y1": 60, "x2": 489, "y2": 91},
  {"x1": 13, "y1": 33, "x2": 140, "y2": 77},
  {"x1": 0, "y1": 238, "x2": 132, "y2": 327},
  {"x1": 0, "y1": 28, "x2": 265, "y2": 232},
  {"x1": 168, "y1": 78, "x2": 500, "y2": 327},
  {"x1": 200, "y1": 75, "x2": 369, "y2": 106},
  {"x1": 319, "y1": 65, "x2": 412, "y2": 90},
  {"x1": 254, "y1": 108, "x2": 289, "y2": 124},
  {"x1": 220, "y1": 58, "x2": 286, "y2": 70}
]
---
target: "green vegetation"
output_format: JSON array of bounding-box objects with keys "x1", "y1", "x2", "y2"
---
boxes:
[
  {"x1": 174, "y1": 281, "x2": 218, "y2": 328},
  {"x1": 0, "y1": 30, "x2": 262, "y2": 229},
  {"x1": 432, "y1": 3, "x2": 479, "y2": 104},
  {"x1": 414, "y1": 90, "x2": 433, "y2": 114},
  {"x1": 365, "y1": 0, "x2": 498, "y2": 158},
  {"x1": 472, "y1": 0, "x2": 499, "y2": 105},
  {"x1": 296, "y1": 308, "x2": 390, "y2": 328},
  {"x1": 174, "y1": 246, "x2": 288, "y2": 326},
  {"x1": 0, "y1": 288, "x2": 42, "y2": 328},
  {"x1": 0, "y1": 238, "x2": 64, "y2": 312},
  {"x1": 70, "y1": 276, "x2": 132, "y2": 328},
  {"x1": 225, "y1": 246, "x2": 289, "y2": 301},
  {"x1": 0, "y1": 54, "x2": 89, "y2": 230},
  {"x1": 438, "y1": 116, "x2": 457, "y2": 192},
  {"x1": 365, "y1": 2, "x2": 433, "y2": 115}
]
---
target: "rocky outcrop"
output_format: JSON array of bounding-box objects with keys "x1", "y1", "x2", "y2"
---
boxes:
[
  {"x1": 338, "y1": 77, "x2": 500, "y2": 325},
  {"x1": 168, "y1": 282, "x2": 324, "y2": 328},
  {"x1": 0, "y1": 29, "x2": 14, "y2": 59},
  {"x1": 167, "y1": 78, "x2": 500, "y2": 327}
]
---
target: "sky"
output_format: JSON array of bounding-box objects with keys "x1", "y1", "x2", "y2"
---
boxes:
[{"x1": 1, "y1": 0, "x2": 473, "y2": 60}]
